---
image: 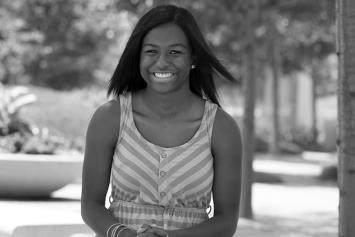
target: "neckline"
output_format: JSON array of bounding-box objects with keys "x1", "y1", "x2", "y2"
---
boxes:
[{"x1": 128, "y1": 92, "x2": 208, "y2": 151}]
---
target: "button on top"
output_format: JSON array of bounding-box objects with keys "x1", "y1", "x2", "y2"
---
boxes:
[
  {"x1": 161, "y1": 152, "x2": 167, "y2": 159},
  {"x1": 160, "y1": 171, "x2": 166, "y2": 177},
  {"x1": 160, "y1": 192, "x2": 166, "y2": 197}
]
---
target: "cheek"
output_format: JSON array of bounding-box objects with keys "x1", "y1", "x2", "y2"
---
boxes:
[
  {"x1": 178, "y1": 59, "x2": 192, "y2": 73},
  {"x1": 139, "y1": 56, "x2": 151, "y2": 77},
  {"x1": 179, "y1": 55, "x2": 192, "y2": 69}
]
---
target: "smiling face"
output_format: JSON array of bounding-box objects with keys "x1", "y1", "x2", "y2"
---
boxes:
[{"x1": 139, "y1": 23, "x2": 193, "y2": 95}]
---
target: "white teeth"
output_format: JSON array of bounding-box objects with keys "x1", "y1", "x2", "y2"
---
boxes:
[{"x1": 154, "y1": 72, "x2": 173, "y2": 78}]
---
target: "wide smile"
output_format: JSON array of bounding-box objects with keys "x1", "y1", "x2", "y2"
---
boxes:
[{"x1": 151, "y1": 72, "x2": 176, "y2": 82}]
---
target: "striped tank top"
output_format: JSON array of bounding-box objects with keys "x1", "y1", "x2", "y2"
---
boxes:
[{"x1": 109, "y1": 92, "x2": 218, "y2": 230}]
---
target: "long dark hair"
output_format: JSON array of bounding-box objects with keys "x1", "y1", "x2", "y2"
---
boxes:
[{"x1": 107, "y1": 5, "x2": 235, "y2": 106}]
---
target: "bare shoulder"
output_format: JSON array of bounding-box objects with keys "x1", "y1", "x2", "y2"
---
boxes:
[
  {"x1": 86, "y1": 99, "x2": 121, "y2": 148},
  {"x1": 211, "y1": 107, "x2": 242, "y2": 157},
  {"x1": 91, "y1": 99, "x2": 120, "y2": 124},
  {"x1": 210, "y1": 107, "x2": 242, "y2": 221}
]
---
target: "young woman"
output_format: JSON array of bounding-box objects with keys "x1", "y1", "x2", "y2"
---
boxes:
[{"x1": 81, "y1": 5, "x2": 242, "y2": 237}]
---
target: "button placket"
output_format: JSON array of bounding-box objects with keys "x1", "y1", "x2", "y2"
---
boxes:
[
  {"x1": 158, "y1": 150, "x2": 168, "y2": 180},
  {"x1": 160, "y1": 171, "x2": 166, "y2": 177},
  {"x1": 158, "y1": 150, "x2": 168, "y2": 203},
  {"x1": 160, "y1": 151, "x2": 167, "y2": 159}
]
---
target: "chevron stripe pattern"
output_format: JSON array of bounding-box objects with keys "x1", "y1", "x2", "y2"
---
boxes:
[{"x1": 109, "y1": 92, "x2": 217, "y2": 230}]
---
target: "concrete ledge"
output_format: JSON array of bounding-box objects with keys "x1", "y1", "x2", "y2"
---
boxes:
[
  {"x1": 0, "y1": 154, "x2": 83, "y2": 198},
  {"x1": 12, "y1": 224, "x2": 94, "y2": 237}
]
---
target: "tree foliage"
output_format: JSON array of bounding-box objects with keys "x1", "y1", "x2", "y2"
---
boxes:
[
  {"x1": 112, "y1": 0, "x2": 335, "y2": 83},
  {"x1": 0, "y1": 0, "x2": 135, "y2": 89},
  {"x1": 0, "y1": 0, "x2": 335, "y2": 91}
]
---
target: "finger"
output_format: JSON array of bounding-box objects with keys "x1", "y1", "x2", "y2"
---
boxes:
[
  {"x1": 138, "y1": 233, "x2": 159, "y2": 237},
  {"x1": 140, "y1": 228, "x2": 164, "y2": 237},
  {"x1": 150, "y1": 227, "x2": 168, "y2": 236},
  {"x1": 142, "y1": 224, "x2": 152, "y2": 229},
  {"x1": 137, "y1": 224, "x2": 152, "y2": 234}
]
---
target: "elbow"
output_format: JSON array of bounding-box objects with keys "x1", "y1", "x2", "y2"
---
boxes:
[
  {"x1": 216, "y1": 214, "x2": 238, "y2": 237},
  {"x1": 81, "y1": 199, "x2": 90, "y2": 225},
  {"x1": 80, "y1": 191, "x2": 107, "y2": 226},
  {"x1": 225, "y1": 219, "x2": 238, "y2": 237},
  {"x1": 81, "y1": 197, "x2": 100, "y2": 225}
]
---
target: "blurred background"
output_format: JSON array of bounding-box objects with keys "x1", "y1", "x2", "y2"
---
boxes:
[{"x1": 0, "y1": 0, "x2": 338, "y2": 237}]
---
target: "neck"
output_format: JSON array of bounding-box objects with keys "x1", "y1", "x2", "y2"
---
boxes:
[{"x1": 140, "y1": 90, "x2": 195, "y2": 118}]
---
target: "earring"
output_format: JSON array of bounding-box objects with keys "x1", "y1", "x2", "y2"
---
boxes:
[{"x1": 191, "y1": 64, "x2": 196, "y2": 69}]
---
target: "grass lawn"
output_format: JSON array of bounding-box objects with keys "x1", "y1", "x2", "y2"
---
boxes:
[{"x1": 20, "y1": 85, "x2": 107, "y2": 143}]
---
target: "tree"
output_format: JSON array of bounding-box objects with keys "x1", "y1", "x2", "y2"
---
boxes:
[
  {"x1": 0, "y1": 0, "x2": 121, "y2": 89},
  {"x1": 239, "y1": 0, "x2": 259, "y2": 219},
  {"x1": 0, "y1": 0, "x2": 34, "y2": 85},
  {"x1": 268, "y1": 22, "x2": 281, "y2": 154},
  {"x1": 20, "y1": 0, "x2": 112, "y2": 89},
  {"x1": 337, "y1": 0, "x2": 355, "y2": 235},
  {"x1": 259, "y1": 0, "x2": 335, "y2": 152}
]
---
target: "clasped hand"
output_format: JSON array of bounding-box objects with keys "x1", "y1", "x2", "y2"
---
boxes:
[{"x1": 136, "y1": 224, "x2": 168, "y2": 237}]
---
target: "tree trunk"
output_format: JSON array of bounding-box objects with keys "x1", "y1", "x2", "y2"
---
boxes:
[
  {"x1": 311, "y1": 63, "x2": 319, "y2": 144},
  {"x1": 269, "y1": 36, "x2": 281, "y2": 154},
  {"x1": 240, "y1": 1, "x2": 258, "y2": 219},
  {"x1": 337, "y1": 0, "x2": 355, "y2": 236},
  {"x1": 240, "y1": 47, "x2": 256, "y2": 219},
  {"x1": 289, "y1": 73, "x2": 298, "y2": 132}
]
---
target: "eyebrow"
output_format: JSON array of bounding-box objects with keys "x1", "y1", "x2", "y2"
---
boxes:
[{"x1": 142, "y1": 43, "x2": 187, "y2": 49}]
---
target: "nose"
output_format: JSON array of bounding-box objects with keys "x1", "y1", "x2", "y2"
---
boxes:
[{"x1": 155, "y1": 52, "x2": 170, "y2": 69}]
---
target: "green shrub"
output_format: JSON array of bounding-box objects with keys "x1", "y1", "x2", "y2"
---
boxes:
[{"x1": 0, "y1": 85, "x2": 86, "y2": 154}]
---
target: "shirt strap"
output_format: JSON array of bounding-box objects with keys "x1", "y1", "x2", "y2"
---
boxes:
[
  {"x1": 205, "y1": 101, "x2": 218, "y2": 142},
  {"x1": 118, "y1": 92, "x2": 130, "y2": 141}
]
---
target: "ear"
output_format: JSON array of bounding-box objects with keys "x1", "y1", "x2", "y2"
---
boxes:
[{"x1": 191, "y1": 54, "x2": 197, "y2": 68}]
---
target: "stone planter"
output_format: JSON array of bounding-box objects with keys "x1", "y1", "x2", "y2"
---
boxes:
[{"x1": 0, "y1": 153, "x2": 83, "y2": 198}]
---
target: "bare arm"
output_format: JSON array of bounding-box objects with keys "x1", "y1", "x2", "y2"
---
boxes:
[
  {"x1": 165, "y1": 108, "x2": 243, "y2": 237},
  {"x1": 81, "y1": 100, "x2": 136, "y2": 237}
]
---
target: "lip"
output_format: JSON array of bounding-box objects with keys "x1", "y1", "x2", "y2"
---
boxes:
[{"x1": 152, "y1": 71, "x2": 175, "y2": 76}]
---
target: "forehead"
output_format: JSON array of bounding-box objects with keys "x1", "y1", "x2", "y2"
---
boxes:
[{"x1": 142, "y1": 23, "x2": 189, "y2": 48}]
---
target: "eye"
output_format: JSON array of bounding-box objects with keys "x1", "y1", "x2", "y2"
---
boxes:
[
  {"x1": 170, "y1": 50, "x2": 183, "y2": 55},
  {"x1": 144, "y1": 49, "x2": 158, "y2": 55}
]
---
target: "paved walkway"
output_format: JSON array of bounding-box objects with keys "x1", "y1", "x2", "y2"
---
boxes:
[
  {"x1": 236, "y1": 183, "x2": 338, "y2": 237},
  {"x1": 0, "y1": 152, "x2": 338, "y2": 237}
]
